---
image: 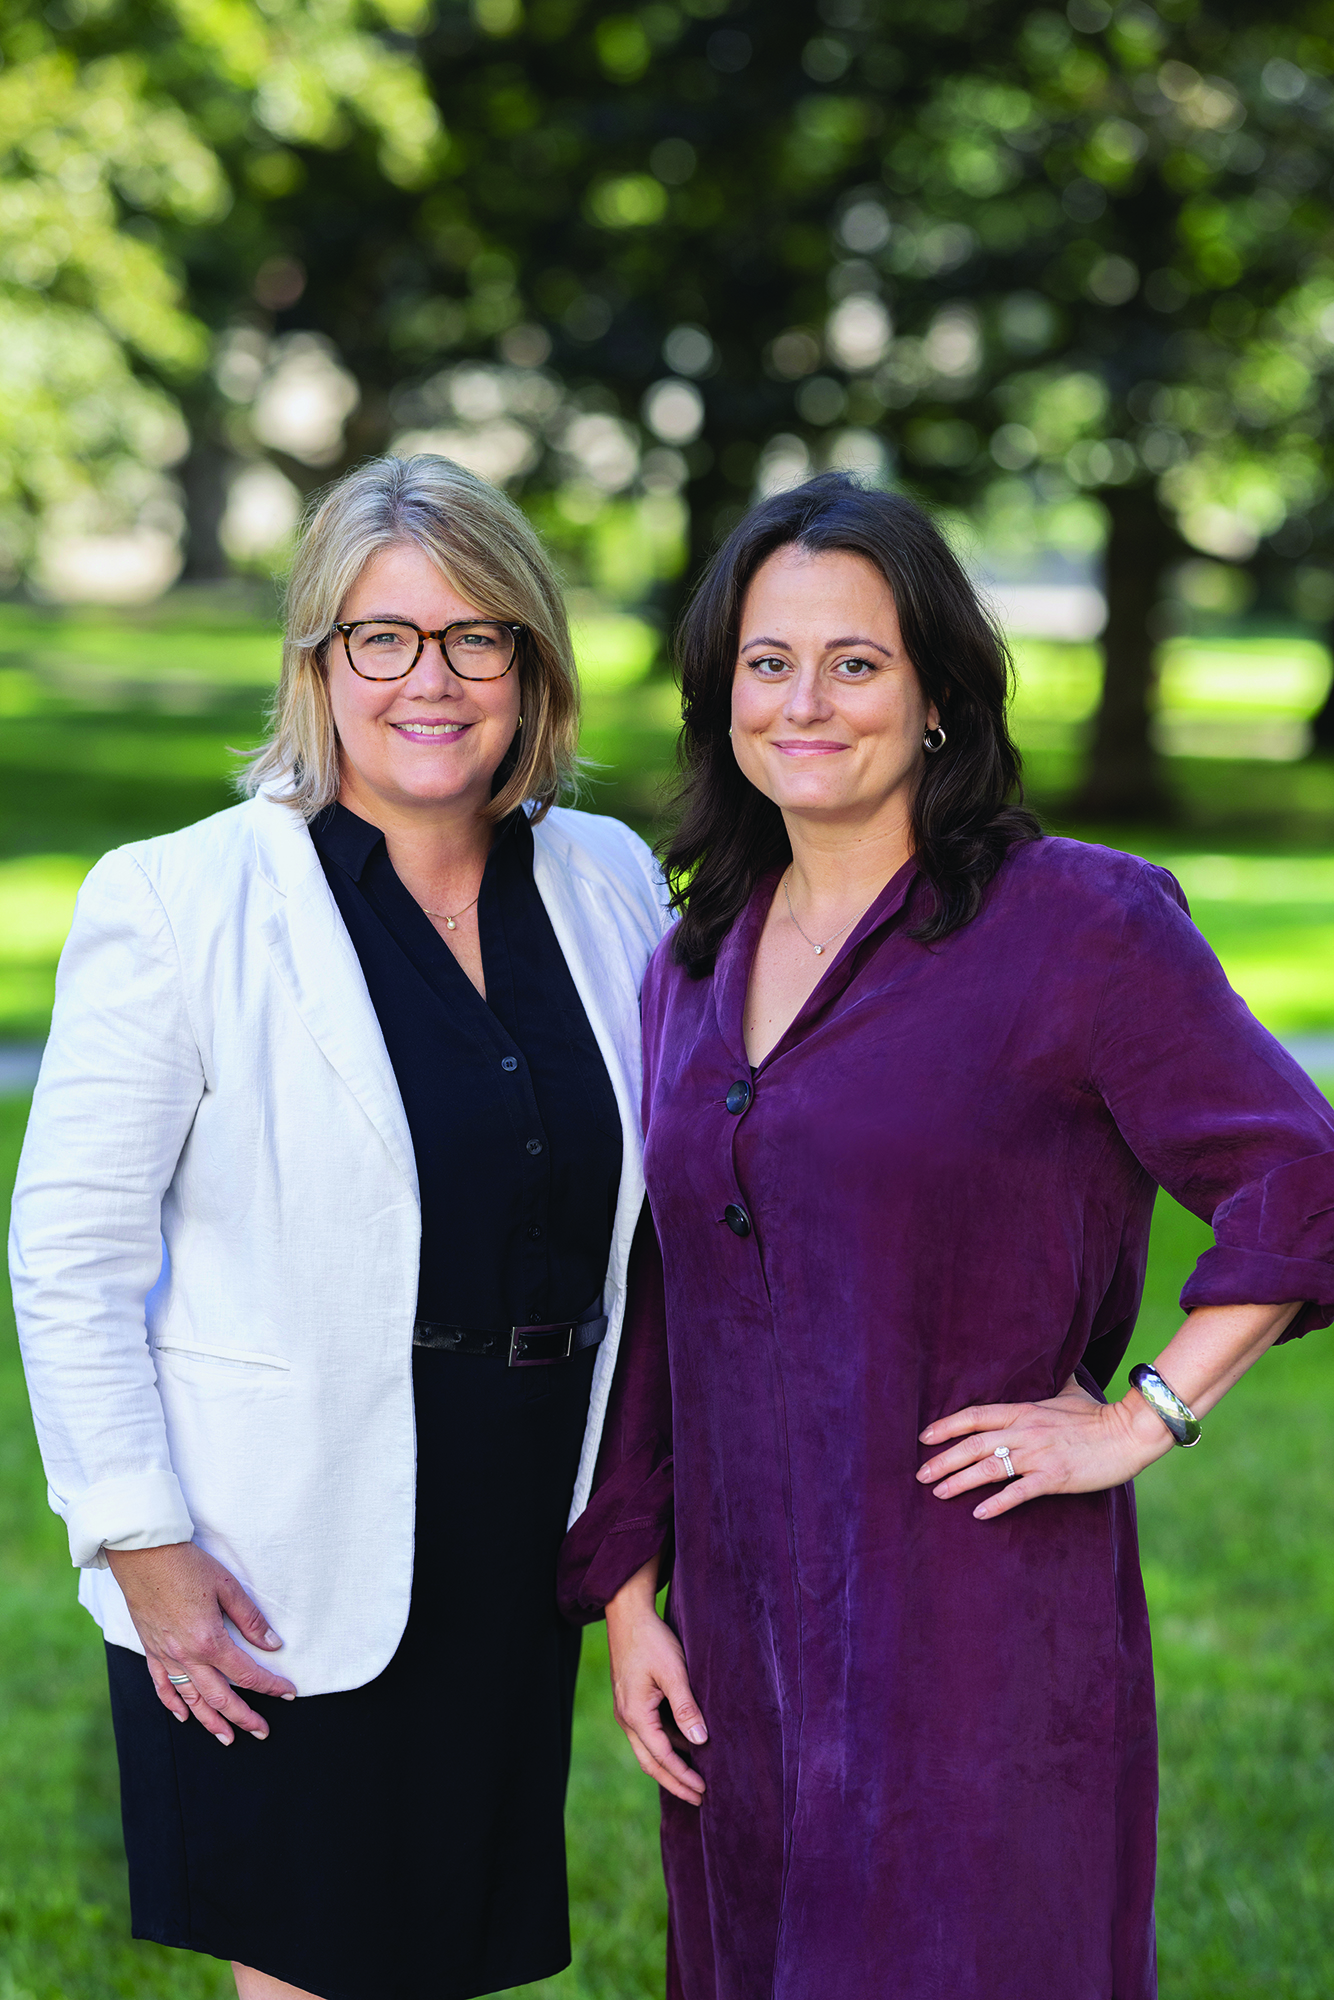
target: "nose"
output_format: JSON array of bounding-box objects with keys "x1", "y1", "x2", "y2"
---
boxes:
[
  {"x1": 408, "y1": 639, "x2": 457, "y2": 697},
  {"x1": 782, "y1": 662, "x2": 833, "y2": 723}
]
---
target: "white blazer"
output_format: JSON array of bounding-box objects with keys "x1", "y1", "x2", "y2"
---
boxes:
[{"x1": 9, "y1": 792, "x2": 671, "y2": 1693}]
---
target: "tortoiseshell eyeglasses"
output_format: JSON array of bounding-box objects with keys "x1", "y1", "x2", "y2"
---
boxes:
[{"x1": 331, "y1": 618, "x2": 524, "y2": 682}]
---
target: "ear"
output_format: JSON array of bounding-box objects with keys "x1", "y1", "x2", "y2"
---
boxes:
[{"x1": 925, "y1": 699, "x2": 941, "y2": 734}]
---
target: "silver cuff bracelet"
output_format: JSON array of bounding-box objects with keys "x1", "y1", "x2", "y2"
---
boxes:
[{"x1": 1128, "y1": 1362, "x2": 1203, "y2": 1447}]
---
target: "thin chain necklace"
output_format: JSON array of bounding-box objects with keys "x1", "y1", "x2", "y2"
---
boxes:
[
  {"x1": 421, "y1": 892, "x2": 480, "y2": 932},
  {"x1": 781, "y1": 869, "x2": 877, "y2": 957}
]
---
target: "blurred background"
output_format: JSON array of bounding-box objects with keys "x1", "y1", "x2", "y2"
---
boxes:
[{"x1": 3, "y1": 0, "x2": 1334, "y2": 1993}]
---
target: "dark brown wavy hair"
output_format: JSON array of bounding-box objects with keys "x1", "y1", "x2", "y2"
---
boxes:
[{"x1": 665, "y1": 473, "x2": 1041, "y2": 976}]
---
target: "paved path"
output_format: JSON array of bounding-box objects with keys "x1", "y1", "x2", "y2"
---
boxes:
[{"x1": 0, "y1": 1045, "x2": 43, "y2": 1095}]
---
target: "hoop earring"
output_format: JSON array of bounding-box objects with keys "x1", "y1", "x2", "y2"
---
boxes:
[
  {"x1": 516, "y1": 714, "x2": 523, "y2": 728},
  {"x1": 923, "y1": 725, "x2": 947, "y2": 753}
]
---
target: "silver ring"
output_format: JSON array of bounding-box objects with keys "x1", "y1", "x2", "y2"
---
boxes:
[
  {"x1": 994, "y1": 1445, "x2": 1017, "y2": 1480},
  {"x1": 167, "y1": 1673, "x2": 193, "y2": 1686}
]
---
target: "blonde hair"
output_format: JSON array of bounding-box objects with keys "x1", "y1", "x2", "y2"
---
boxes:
[{"x1": 243, "y1": 454, "x2": 580, "y2": 822}]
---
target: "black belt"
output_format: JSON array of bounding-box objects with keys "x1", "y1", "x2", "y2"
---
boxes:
[{"x1": 412, "y1": 1305, "x2": 608, "y2": 1368}]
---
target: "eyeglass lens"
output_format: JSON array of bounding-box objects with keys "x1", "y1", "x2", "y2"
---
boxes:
[{"x1": 346, "y1": 620, "x2": 516, "y2": 680}]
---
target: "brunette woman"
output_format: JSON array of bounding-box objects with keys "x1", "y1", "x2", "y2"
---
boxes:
[{"x1": 561, "y1": 473, "x2": 1334, "y2": 2000}]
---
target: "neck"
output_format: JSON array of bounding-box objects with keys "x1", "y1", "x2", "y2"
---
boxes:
[
  {"x1": 337, "y1": 772, "x2": 495, "y2": 891},
  {"x1": 782, "y1": 803, "x2": 915, "y2": 912}
]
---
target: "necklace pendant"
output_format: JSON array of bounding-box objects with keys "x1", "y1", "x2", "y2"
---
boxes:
[
  {"x1": 446, "y1": 917, "x2": 456, "y2": 930},
  {"x1": 813, "y1": 944, "x2": 823, "y2": 955}
]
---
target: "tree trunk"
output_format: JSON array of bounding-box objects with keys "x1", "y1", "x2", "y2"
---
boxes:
[
  {"x1": 1073, "y1": 482, "x2": 1174, "y2": 822},
  {"x1": 179, "y1": 436, "x2": 234, "y2": 582}
]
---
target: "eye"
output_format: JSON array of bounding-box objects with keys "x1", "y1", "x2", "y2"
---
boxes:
[
  {"x1": 747, "y1": 654, "x2": 792, "y2": 677},
  {"x1": 832, "y1": 656, "x2": 879, "y2": 679}
]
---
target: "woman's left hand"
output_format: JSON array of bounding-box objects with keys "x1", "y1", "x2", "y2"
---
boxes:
[{"x1": 917, "y1": 1374, "x2": 1172, "y2": 1520}]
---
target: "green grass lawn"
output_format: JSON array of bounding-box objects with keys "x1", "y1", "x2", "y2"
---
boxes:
[{"x1": 4, "y1": 1095, "x2": 1334, "y2": 1997}]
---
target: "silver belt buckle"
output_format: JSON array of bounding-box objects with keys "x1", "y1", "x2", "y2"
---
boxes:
[{"x1": 508, "y1": 1321, "x2": 576, "y2": 1368}]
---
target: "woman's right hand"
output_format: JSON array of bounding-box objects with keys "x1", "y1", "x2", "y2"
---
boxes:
[
  {"x1": 605, "y1": 1556, "x2": 708, "y2": 1806},
  {"x1": 105, "y1": 1541, "x2": 296, "y2": 1745}
]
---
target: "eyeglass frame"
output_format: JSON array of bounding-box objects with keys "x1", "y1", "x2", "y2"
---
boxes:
[{"x1": 329, "y1": 617, "x2": 525, "y2": 683}]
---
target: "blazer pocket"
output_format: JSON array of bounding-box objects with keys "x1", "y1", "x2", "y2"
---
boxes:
[{"x1": 152, "y1": 1338, "x2": 292, "y2": 1373}]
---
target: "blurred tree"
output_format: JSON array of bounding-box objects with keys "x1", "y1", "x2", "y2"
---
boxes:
[
  {"x1": 372, "y1": 0, "x2": 1334, "y2": 818},
  {"x1": 838, "y1": 1, "x2": 1334, "y2": 818},
  {"x1": 0, "y1": 0, "x2": 444, "y2": 584},
  {"x1": 10, "y1": 0, "x2": 1334, "y2": 825}
]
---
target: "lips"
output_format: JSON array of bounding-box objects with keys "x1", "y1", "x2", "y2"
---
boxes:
[
  {"x1": 770, "y1": 739, "x2": 849, "y2": 755},
  {"x1": 390, "y1": 720, "x2": 471, "y2": 739}
]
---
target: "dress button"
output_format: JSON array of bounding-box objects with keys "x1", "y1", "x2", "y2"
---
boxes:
[
  {"x1": 724, "y1": 1203, "x2": 751, "y2": 1237},
  {"x1": 526, "y1": 1138, "x2": 543, "y2": 1155},
  {"x1": 501, "y1": 1057, "x2": 518, "y2": 1072},
  {"x1": 725, "y1": 1079, "x2": 752, "y2": 1115}
]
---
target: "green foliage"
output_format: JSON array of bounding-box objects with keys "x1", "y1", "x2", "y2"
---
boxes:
[{"x1": 0, "y1": 0, "x2": 444, "y2": 569}]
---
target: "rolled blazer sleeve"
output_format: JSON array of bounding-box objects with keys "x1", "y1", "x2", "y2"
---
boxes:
[
  {"x1": 558, "y1": 1202, "x2": 674, "y2": 1624},
  {"x1": 1091, "y1": 862, "x2": 1334, "y2": 1337},
  {"x1": 8, "y1": 849, "x2": 205, "y2": 1566}
]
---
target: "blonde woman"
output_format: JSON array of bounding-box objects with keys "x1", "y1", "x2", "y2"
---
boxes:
[{"x1": 10, "y1": 455, "x2": 669, "y2": 2000}]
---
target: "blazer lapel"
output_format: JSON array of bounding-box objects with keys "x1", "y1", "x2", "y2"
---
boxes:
[
  {"x1": 251, "y1": 797, "x2": 419, "y2": 1201},
  {"x1": 530, "y1": 822, "x2": 644, "y2": 1165}
]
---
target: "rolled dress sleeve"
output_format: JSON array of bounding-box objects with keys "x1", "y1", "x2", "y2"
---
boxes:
[
  {"x1": 558, "y1": 1203, "x2": 674, "y2": 1623},
  {"x1": 8, "y1": 850, "x2": 204, "y2": 1567},
  {"x1": 1092, "y1": 861, "x2": 1334, "y2": 1337}
]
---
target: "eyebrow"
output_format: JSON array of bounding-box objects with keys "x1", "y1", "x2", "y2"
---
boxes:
[{"x1": 742, "y1": 633, "x2": 895, "y2": 659}]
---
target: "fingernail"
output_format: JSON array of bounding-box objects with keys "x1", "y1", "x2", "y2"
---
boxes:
[
  {"x1": 281, "y1": 1693, "x2": 296, "y2": 1702},
  {"x1": 175, "y1": 1711, "x2": 187, "y2": 1723},
  {"x1": 263, "y1": 1628, "x2": 283, "y2": 1647},
  {"x1": 687, "y1": 1725, "x2": 708, "y2": 1745},
  {"x1": 249, "y1": 1729, "x2": 268, "y2": 1741}
]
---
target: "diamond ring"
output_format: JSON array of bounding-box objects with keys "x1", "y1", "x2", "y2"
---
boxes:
[{"x1": 994, "y1": 1446, "x2": 1017, "y2": 1480}]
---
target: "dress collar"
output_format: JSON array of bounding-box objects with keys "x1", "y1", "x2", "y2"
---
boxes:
[
  {"x1": 713, "y1": 856, "x2": 920, "y2": 1074},
  {"x1": 308, "y1": 801, "x2": 384, "y2": 882}
]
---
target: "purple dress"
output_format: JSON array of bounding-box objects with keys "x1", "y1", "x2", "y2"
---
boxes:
[{"x1": 560, "y1": 838, "x2": 1334, "y2": 2000}]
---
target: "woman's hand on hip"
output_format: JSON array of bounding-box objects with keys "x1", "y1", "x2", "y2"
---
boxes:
[
  {"x1": 105, "y1": 1542, "x2": 296, "y2": 1743},
  {"x1": 916, "y1": 1373, "x2": 1173, "y2": 1520},
  {"x1": 605, "y1": 1556, "x2": 707, "y2": 1807}
]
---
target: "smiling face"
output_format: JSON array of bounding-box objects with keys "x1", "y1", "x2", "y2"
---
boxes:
[
  {"x1": 329, "y1": 541, "x2": 522, "y2": 826},
  {"x1": 730, "y1": 544, "x2": 938, "y2": 833}
]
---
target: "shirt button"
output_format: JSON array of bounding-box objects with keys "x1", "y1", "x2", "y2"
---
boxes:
[
  {"x1": 501, "y1": 1057, "x2": 518, "y2": 1072},
  {"x1": 724, "y1": 1203, "x2": 751, "y2": 1237},
  {"x1": 526, "y1": 1138, "x2": 543, "y2": 1155},
  {"x1": 725, "y1": 1079, "x2": 752, "y2": 1115},
  {"x1": 528, "y1": 1225, "x2": 543, "y2": 1240}
]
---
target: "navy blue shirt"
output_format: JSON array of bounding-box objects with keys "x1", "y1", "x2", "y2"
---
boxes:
[{"x1": 310, "y1": 802, "x2": 622, "y2": 1329}]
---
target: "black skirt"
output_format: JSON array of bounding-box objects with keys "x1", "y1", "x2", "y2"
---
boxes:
[{"x1": 107, "y1": 1343, "x2": 596, "y2": 2000}]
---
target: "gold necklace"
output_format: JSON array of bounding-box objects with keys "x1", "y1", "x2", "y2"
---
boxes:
[
  {"x1": 781, "y1": 870, "x2": 875, "y2": 957},
  {"x1": 421, "y1": 892, "x2": 480, "y2": 932}
]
